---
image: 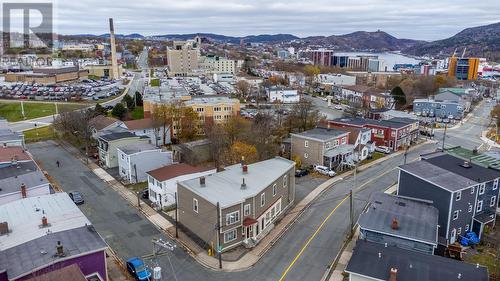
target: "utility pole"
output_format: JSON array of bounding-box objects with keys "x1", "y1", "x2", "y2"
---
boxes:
[
  {"x1": 21, "y1": 101, "x2": 25, "y2": 119},
  {"x1": 174, "y1": 192, "x2": 178, "y2": 238},
  {"x1": 349, "y1": 190, "x2": 354, "y2": 238},
  {"x1": 441, "y1": 123, "x2": 448, "y2": 151},
  {"x1": 403, "y1": 145, "x2": 409, "y2": 165},
  {"x1": 216, "y1": 202, "x2": 222, "y2": 269}
]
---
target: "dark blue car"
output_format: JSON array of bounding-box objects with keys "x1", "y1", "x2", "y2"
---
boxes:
[{"x1": 126, "y1": 257, "x2": 151, "y2": 281}]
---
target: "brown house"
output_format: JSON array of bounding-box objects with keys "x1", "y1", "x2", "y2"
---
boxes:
[{"x1": 177, "y1": 157, "x2": 296, "y2": 252}]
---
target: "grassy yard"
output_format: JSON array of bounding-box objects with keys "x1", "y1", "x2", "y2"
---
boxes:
[
  {"x1": 465, "y1": 245, "x2": 499, "y2": 280},
  {"x1": 130, "y1": 106, "x2": 144, "y2": 120},
  {"x1": 127, "y1": 182, "x2": 148, "y2": 193},
  {"x1": 23, "y1": 125, "x2": 57, "y2": 143},
  {"x1": 361, "y1": 152, "x2": 386, "y2": 165},
  {"x1": 0, "y1": 102, "x2": 86, "y2": 122},
  {"x1": 150, "y1": 79, "x2": 160, "y2": 87}
]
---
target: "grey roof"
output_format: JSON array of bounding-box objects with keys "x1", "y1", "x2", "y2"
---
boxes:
[
  {"x1": 291, "y1": 127, "x2": 348, "y2": 141},
  {"x1": 324, "y1": 144, "x2": 354, "y2": 158},
  {"x1": 118, "y1": 143, "x2": 158, "y2": 155},
  {"x1": 179, "y1": 157, "x2": 295, "y2": 208},
  {"x1": 474, "y1": 209, "x2": 496, "y2": 224},
  {"x1": 0, "y1": 170, "x2": 49, "y2": 196},
  {"x1": 358, "y1": 193, "x2": 438, "y2": 244},
  {"x1": 0, "y1": 161, "x2": 38, "y2": 180},
  {"x1": 423, "y1": 153, "x2": 500, "y2": 183},
  {"x1": 99, "y1": 131, "x2": 137, "y2": 142},
  {"x1": 331, "y1": 117, "x2": 416, "y2": 129},
  {"x1": 0, "y1": 226, "x2": 107, "y2": 280},
  {"x1": 400, "y1": 160, "x2": 477, "y2": 192},
  {"x1": 346, "y1": 240, "x2": 489, "y2": 281}
]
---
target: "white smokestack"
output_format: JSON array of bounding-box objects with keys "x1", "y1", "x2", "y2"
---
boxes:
[{"x1": 109, "y1": 18, "x2": 119, "y2": 80}]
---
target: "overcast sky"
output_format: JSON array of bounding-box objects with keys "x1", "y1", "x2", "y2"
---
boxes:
[{"x1": 6, "y1": 0, "x2": 500, "y2": 41}]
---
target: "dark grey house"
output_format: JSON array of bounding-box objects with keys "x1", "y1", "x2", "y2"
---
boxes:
[
  {"x1": 345, "y1": 240, "x2": 489, "y2": 281},
  {"x1": 177, "y1": 157, "x2": 295, "y2": 252},
  {"x1": 358, "y1": 193, "x2": 439, "y2": 255},
  {"x1": 398, "y1": 152, "x2": 500, "y2": 247}
]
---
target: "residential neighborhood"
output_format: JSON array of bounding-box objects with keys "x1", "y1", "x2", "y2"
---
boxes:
[{"x1": 1, "y1": 3, "x2": 500, "y2": 281}]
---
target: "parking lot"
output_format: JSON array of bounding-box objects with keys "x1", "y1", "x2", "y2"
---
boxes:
[
  {"x1": 0, "y1": 78, "x2": 123, "y2": 102},
  {"x1": 294, "y1": 173, "x2": 328, "y2": 203}
]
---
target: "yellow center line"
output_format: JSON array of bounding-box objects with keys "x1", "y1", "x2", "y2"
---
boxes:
[{"x1": 278, "y1": 194, "x2": 350, "y2": 281}]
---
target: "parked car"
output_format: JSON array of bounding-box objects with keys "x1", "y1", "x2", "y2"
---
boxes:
[
  {"x1": 126, "y1": 257, "x2": 151, "y2": 281},
  {"x1": 375, "y1": 146, "x2": 391, "y2": 154},
  {"x1": 314, "y1": 165, "x2": 336, "y2": 177},
  {"x1": 334, "y1": 104, "x2": 343, "y2": 110},
  {"x1": 295, "y1": 169, "x2": 309, "y2": 177},
  {"x1": 68, "y1": 191, "x2": 84, "y2": 205}
]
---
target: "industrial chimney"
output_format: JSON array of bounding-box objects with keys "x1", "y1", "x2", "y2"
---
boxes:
[{"x1": 109, "y1": 18, "x2": 119, "y2": 80}]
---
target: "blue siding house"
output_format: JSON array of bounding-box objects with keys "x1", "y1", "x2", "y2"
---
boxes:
[{"x1": 413, "y1": 98, "x2": 465, "y2": 119}]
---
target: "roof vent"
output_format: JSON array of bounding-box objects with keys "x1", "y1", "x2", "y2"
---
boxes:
[
  {"x1": 41, "y1": 216, "x2": 49, "y2": 228},
  {"x1": 461, "y1": 161, "x2": 472, "y2": 168},
  {"x1": 199, "y1": 176, "x2": 206, "y2": 187},
  {"x1": 0, "y1": 222, "x2": 9, "y2": 235},
  {"x1": 391, "y1": 217, "x2": 399, "y2": 230},
  {"x1": 56, "y1": 241, "x2": 65, "y2": 257},
  {"x1": 457, "y1": 273, "x2": 462, "y2": 279},
  {"x1": 241, "y1": 178, "x2": 247, "y2": 190},
  {"x1": 20, "y1": 183, "x2": 27, "y2": 198}
]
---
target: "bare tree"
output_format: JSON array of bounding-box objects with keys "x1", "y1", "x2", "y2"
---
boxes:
[
  {"x1": 235, "y1": 80, "x2": 251, "y2": 99},
  {"x1": 205, "y1": 123, "x2": 229, "y2": 171},
  {"x1": 54, "y1": 109, "x2": 97, "y2": 158}
]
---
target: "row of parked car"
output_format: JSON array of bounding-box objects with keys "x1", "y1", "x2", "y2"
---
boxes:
[{"x1": 0, "y1": 78, "x2": 119, "y2": 101}]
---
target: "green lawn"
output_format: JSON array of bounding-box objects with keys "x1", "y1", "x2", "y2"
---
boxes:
[
  {"x1": 23, "y1": 125, "x2": 57, "y2": 143},
  {"x1": 465, "y1": 245, "x2": 498, "y2": 281},
  {"x1": 130, "y1": 106, "x2": 144, "y2": 120},
  {"x1": 150, "y1": 79, "x2": 160, "y2": 87},
  {"x1": 127, "y1": 182, "x2": 148, "y2": 193},
  {"x1": 0, "y1": 102, "x2": 85, "y2": 122}
]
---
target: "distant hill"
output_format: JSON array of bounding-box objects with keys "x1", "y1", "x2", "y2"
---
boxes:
[
  {"x1": 308, "y1": 30, "x2": 423, "y2": 51},
  {"x1": 152, "y1": 33, "x2": 299, "y2": 43},
  {"x1": 403, "y1": 22, "x2": 500, "y2": 61}
]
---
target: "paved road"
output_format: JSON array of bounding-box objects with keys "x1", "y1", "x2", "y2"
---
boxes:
[
  {"x1": 28, "y1": 138, "x2": 436, "y2": 281},
  {"x1": 434, "y1": 100, "x2": 496, "y2": 151},
  {"x1": 304, "y1": 95, "x2": 344, "y2": 120}
]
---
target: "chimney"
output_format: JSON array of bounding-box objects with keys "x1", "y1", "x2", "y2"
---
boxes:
[
  {"x1": 199, "y1": 176, "x2": 206, "y2": 187},
  {"x1": 109, "y1": 18, "x2": 119, "y2": 80},
  {"x1": 0, "y1": 222, "x2": 9, "y2": 235},
  {"x1": 241, "y1": 178, "x2": 247, "y2": 190},
  {"x1": 242, "y1": 165, "x2": 248, "y2": 173},
  {"x1": 462, "y1": 161, "x2": 471, "y2": 168},
  {"x1": 56, "y1": 241, "x2": 64, "y2": 257},
  {"x1": 391, "y1": 217, "x2": 398, "y2": 230},
  {"x1": 20, "y1": 183, "x2": 27, "y2": 198},
  {"x1": 41, "y1": 216, "x2": 48, "y2": 227},
  {"x1": 389, "y1": 268, "x2": 397, "y2": 281}
]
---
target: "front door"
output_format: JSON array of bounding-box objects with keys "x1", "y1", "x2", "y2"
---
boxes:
[
  {"x1": 246, "y1": 227, "x2": 250, "y2": 238},
  {"x1": 450, "y1": 228, "x2": 456, "y2": 244}
]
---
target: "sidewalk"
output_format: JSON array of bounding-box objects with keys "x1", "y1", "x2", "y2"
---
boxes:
[
  {"x1": 58, "y1": 139, "x2": 433, "y2": 272},
  {"x1": 327, "y1": 229, "x2": 359, "y2": 281}
]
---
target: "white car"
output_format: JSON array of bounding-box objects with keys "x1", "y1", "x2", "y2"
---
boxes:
[
  {"x1": 334, "y1": 104, "x2": 343, "y2": 110},
  {"x1": 375, "y1": 146, "x2": 391, "y2": 154},
  {"x1": 314, "y1": 165, "x2": 336, "y2": 177}
]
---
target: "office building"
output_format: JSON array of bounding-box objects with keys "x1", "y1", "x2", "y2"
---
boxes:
[{"x1": 448, "y1": 57, "x2": 479, "y2": 80}]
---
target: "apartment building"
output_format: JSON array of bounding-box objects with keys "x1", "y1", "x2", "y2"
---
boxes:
[
  {"x1": 448, "y1": 57, "x2": 479, "y2": 81},
  {"x1": 398, "y1": 152, "x2": 500, "y2": 248},
  {"x1": 177, "y1": 157, "x2": 295, "y2": 252},
  {"x1": 199, "y1": 55, "x2": 237, "y2": 74},
  {"x1": 184, "y1": 96, "x2": 240, "y2": 134},
  {"x1": 166, "y1": 38, "x2": 201, "y2": 76}
]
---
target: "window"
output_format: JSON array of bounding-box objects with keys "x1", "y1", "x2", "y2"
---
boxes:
[
  {"x1": 304, "y1": 140, "x2": 309, "y2": 148},
  {"x1": 244, "y1": 204, "x2": 251, "y2": 216},
  {"x1": 490, "y1": 196, "x2": 496, "y2": 207},
  {"x1": 193, "y1": 199, "x2": 199, "y2": 213},
  {"x1": 272, "y1": 184, "x2": 277, "y2": 196},
  {"x1": 341, "y1": 137, "x2": 347, "y2": 144},
  {"x1": 283, "y1": 175, "x2": 287, "y2": 188},
  {"x1": 456, "y1": 191, "x2": 461, "y2": 201},
  {"x1": 479, "y1": 184, "x2": 485, "y2": 195},
  {"x1": 224, "y1": 229, "x2": 237, "y2": 243},
  {"x1": 304, "y1": 153, "x2": 308, "y2": 159},
  {"x1": 477, "y1": 200, "x2": 483, "y2": 212},
  {"x1": 453, "y1": 210, "x2": 459, "y2": 220},
  {"x1": 261, "y1": 193, "x2": 265, "y2": 207},
  {"x1": 276, "y1": 201, "x2": 281, "y2": 214},
  {"x1": 457, "y1": 227, "x2": 462, "y2": 235},
  {"x1": 494, "y1": 179, "x2": 498, "y2": 190},
  {"x1": 468, "y1": 205, "x2": 473, "y2": 212},
  {"x1": 465, "y1": 224, "x2": 469, "y2": 232},
  {"x1": 471, "y1": 186, "x2": 475, "y2": 194},
  {"x1": 226, "y1": 211, "x2": 240, "y2": 225}
]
